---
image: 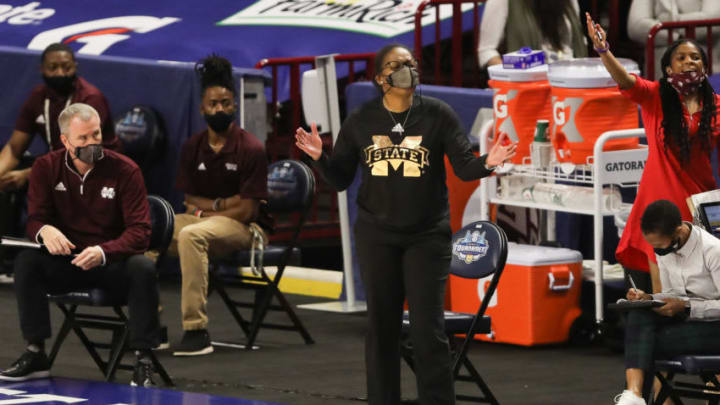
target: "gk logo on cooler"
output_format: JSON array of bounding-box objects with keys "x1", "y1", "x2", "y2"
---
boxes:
[{"x1": 492, "y1": 90, "x2": 519, "y2": 143}]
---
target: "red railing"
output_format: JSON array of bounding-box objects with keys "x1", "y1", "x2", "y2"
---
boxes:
[
  {"x1": 646, "y1": 18, "x2": 720, "y2": 80},
  {"x1": 414, "y1": 0, "x2": 484, "y2": 87},
  {"x1": 255, "y1": 53, "x2": 375, "y2": 240},
  {"x1": 255, "y1": 53, "x2": 375, "y2": 147}
]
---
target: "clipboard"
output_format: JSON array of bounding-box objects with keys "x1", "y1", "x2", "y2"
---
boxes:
[
  {"x1": 607, "y1": 299, "x2": 666, "y2": 311},
  {"x1": 1, "y1": 236, "x2": 42, "y2": 249}
]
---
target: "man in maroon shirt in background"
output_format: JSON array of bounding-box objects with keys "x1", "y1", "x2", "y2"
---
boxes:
[
  {"x1": 0, "y1": 43, "x2": 120, "y2": 192},
  {"x1": 169, "y1": 55, "x2": 269, "y2": 357},
  {"x1": 0, "y1": 103, "x2": 160, "y2": 387}
]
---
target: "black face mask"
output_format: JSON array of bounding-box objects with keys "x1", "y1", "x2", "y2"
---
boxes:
[
  {"x1": 654, "y1": 239, "x2": 679, "y2": 256},
  {"x1": 43, "y1": 74, "x2": 76, "y2": 96},
  {"x1": 69, "y1": 142, "x2": 104, "y2": 165},
  {"x1": 204, "y1": 111, "x2": 234, "y2": 133}
]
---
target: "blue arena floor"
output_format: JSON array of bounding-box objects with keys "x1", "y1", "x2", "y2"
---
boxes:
[{"x1": 0, "y1": 378, "x2": 284, "y2": 405}]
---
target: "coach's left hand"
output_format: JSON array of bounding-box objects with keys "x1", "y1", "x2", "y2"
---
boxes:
[
  {"x1": 486, "y1": 132, "x2": 518, "y2": 168},
  {"x1": 653, "y1": 298, "x2": 686, "y2": 317},
  {"x1": 72, "y1": 246, "x2": 103, "y2": 271}
]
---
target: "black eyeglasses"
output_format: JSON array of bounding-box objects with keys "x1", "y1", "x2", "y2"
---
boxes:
[{"x1": 383, "y1": 59, "x2": 417, "y2": 71}]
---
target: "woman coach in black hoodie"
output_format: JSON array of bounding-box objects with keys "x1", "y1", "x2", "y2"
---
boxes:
[{"x1": 296, "y1": 44, "x2": 516, "y2": 405}]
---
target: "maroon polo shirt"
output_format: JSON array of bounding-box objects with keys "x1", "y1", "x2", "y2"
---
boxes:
[
  {"x1": 15, "y1": 76, "x2": 120, "y2": 151},
  {"x1": 26, "y1": 149, "x2": 151, "y2": 263},
  {"x1": 176, "y1": 125, "x2": 268, "y2": 201}
]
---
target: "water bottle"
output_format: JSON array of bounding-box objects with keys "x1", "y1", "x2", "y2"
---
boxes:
[
  {"x1": 530, "y1": 119, "x2": 553, "y2": 167},
  {"x1": 529, "y1": 183, "x2": 621, "y2": 210}
]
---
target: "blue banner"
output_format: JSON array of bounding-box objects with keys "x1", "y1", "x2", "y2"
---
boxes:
[{"x1": 0, "y1": 1, "x2": 480, "y2": 69}]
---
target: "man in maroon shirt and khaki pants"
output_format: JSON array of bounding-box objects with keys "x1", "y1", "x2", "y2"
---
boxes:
[
  {"x1": 170, "y1": 55, "x2": 269, "y2": 356},
  {"x1": 0, "y1": 103, "x2": 160, "y2": 387}
]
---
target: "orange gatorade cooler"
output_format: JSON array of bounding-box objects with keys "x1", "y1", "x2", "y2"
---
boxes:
[
  {"x1": 548, "y1": 58, "x2": 640, "y2": 164},
  {"x1": 488, "y1": 64, "x2": 551, "y2": 164},
  {"x1": 449, "y1": 243, "x2": 582, "y2": 346}
]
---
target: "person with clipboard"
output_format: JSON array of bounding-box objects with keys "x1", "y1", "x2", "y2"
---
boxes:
[{"x1": 611, "y1": 200, "x2": 720, "y2": 405}]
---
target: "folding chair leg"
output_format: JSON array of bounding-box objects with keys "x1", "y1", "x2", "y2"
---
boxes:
[
  {"x1": 269, "y1": 285, "x2": 314, "y2": 344},
  {"x1": 210, "y1": 273, "x2": 251, "y2": 337},
  {"x1": 47, "y1": 304, "x2": 75, "y2": 367},
  {"x1": 105, "y1": 328, "x2": 129, "y2": 382},
  {"x1": 459, "y1": 355, "x2": 499, "y2": 405},
  {"x1": 51, "y1": 303, "x2": 108, "y2": 374},
  {"x1": 245, "y1": 285, "x2": 275, "y2": 348},
  {"x1": 245, "y1": 282, "x2": 314, "y2": 348},
  {"x1": 148, "y1": 351, "x2": 174, "y2": 387},
  {"x1": 654, "y1": 372, "x2": 684, "y2": 405}
]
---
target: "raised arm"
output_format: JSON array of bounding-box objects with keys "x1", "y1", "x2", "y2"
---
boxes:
[{"x1": 585, "y1": 12, "x2": 636, "y2": 90}]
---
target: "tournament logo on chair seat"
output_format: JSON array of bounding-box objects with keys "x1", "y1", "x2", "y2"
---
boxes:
[{"x1": 452, "y1": 230, "x2": 489, "y2": 264}]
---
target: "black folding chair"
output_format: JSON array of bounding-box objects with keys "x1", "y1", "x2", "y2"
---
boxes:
[
  {"x1": 649, "y1": 356, "x2": 720, "y2": 404},
  {"x1": 401, "y1": 220, "x2": 507, "y2": 404},
  {"x1": 209, "y1": 159, "x2": 315, "y2": 349},
  {"x1": 47, "y1": 195, "x2": 174, "y2": 385}
]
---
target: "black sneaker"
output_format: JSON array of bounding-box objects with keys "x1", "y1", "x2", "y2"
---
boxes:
[
  {"x1": 0, "y1": 351, "x2": 50, "y2": 381},
  {"x1": 172, "y1": 329, "x2": 214, "y2": 356},
  {"x1": 130, "y1": 359, "x2": 156, "y2": 387}
]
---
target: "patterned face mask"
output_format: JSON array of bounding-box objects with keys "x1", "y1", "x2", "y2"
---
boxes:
[{"x1": 666, "y1": 71, "x2": 706, "y2": 97}]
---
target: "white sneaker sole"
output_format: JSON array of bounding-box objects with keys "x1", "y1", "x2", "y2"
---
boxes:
[
  {"x1": 172, "y1": 346, "x2": 214, "y2": 356},
  {"x1": 0, "y1": 370, "x2": 50, "y2": 381},
  {"x1": 153, "y1": 342, "x2": 170, "y2": 351},
  {"x1": 130, "y1": 380, "x2": 156, "y2": 388}
]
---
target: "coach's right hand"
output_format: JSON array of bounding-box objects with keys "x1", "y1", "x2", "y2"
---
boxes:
[{"x1": 40, "y1": 225, "x2": 76, "y2": 255}]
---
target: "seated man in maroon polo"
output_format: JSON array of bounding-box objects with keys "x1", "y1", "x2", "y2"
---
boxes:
[
  {"x1": 0, "y1": 103, "x2": 160, "y2": 387},
  {"x1": 0, "y1": 42, "x2": 120, "y2": 192},
  {"x1": 170, "y1": 55, "x2": 269, "y2": 357}
]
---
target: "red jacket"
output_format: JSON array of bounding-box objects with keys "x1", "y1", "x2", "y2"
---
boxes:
[{"x1": 27, "y1": 149, "x2": 151, "y2": 263}]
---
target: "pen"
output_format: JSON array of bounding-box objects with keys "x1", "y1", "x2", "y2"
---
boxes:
[{"x1": 627, "y1": 273, "x2": 639, "y2": 295}]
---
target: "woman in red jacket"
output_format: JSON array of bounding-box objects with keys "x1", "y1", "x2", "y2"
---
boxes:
[{"x1": 587, "y1": 13, "x2": 720, "y2": 295}]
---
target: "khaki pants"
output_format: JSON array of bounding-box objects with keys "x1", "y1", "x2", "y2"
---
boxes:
[{"x1": 169, "y1": 214, "x2": 263, "y2": 331}]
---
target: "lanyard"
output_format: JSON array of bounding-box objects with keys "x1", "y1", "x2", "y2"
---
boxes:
[{"x1": 44, "y1": 95, "x2": 73, "y2": 149}]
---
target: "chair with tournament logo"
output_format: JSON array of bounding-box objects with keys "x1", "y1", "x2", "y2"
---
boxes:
[
  {"x1": 208, "y1": 159, "x2": 315, "y2": 349},
  {"x1": 400, "y1": 220, "x2": 508, "y2": 404}
]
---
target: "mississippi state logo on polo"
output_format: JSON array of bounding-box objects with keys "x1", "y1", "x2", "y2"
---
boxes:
[
  {"x1": 101, "y1": 186, "x2": 115, "y2": 199},
  {"x1": 452, "y1": 230, "x2": 489, "y2": 264}
]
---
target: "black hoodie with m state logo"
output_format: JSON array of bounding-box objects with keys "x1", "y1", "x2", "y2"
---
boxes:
[{"x1": 314, "y1": 95, "x2": 493, "y2": 232}]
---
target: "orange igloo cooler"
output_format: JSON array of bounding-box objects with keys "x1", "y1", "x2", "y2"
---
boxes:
[
  {"x1": 488, "y1": 64, "x2": 551, "y2": 164},
  {"x1": 449, "y1": 242, "x2": 583, "y2": 346},
  {"x1": 548, "y1": 58, "x2": 640, "y2": 164}
]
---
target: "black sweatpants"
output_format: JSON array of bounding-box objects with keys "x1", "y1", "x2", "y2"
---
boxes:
[
  {"x1": 14, "y1": 249, "x2": 159, "y2": 350},
  {"x1": 625, "y1": 309, "x2": 720, "y2": 370},
  {"x1": 354, "y1": 218, "x2": 455, "y2": 405}
]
